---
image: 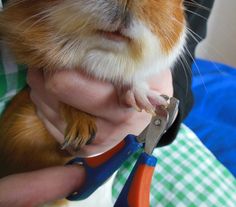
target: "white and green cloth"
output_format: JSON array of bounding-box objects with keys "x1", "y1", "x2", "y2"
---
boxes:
[
  {"x1": 112, "y1": 125, "x2": 236, "y2": 206},
  {"x1": 0, "y1": 43, "x2": 27, "y2": 114},
  {"x1": 0, "y1": 43, "x2": 236, "y2": 207}
]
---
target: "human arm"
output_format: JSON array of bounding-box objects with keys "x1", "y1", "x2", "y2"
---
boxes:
[{"x1": 0, "y1": 165, "x2": 85, "y2": 207}]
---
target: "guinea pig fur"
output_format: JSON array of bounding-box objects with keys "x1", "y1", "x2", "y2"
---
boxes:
[{"x1": 0, "y1": 0, "x2": 186, "y2": 84}]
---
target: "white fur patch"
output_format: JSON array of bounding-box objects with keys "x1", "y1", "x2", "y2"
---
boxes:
[{"x1": 47, "y1": 1, "x2": 186, "y2": 86}]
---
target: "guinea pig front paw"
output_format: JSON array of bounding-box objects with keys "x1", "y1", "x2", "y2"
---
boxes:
[
  {"x1": 119, "y1": 84, "x2": 168, "y2": 115},
  {"x1": 61, "y1": 114, "x2": 97, "y2": 152}
]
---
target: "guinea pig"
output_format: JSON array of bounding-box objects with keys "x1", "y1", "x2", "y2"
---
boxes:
[{"x1": 0, "y1": 0, "x2": 186, "y2": 178}]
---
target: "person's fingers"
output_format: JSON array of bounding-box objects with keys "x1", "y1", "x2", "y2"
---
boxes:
[
  {"x1": 27, "y1": 68, "x2": 172, "y2": 149},
  {"x1": 95, "y1": 110, "x2": 151, "y2": 144},
  {"x1": 28, "y1": 70, "x2": 66, "y2": 137},
  {"x1": 27, "y1": 70, "x2": 60, "y2": 111},
  {"x1": 30, "y1": 91, "x2": 66, "y2": 134},
  {"x1": 0, "y1": 165, "x2": 85, "y2": 207},
  {"x1": 44, "y1": 70, "x2": 134, "y2": 123},
  {"x1": 36, "y1": 110, "x2": 65, "y2": 144}
]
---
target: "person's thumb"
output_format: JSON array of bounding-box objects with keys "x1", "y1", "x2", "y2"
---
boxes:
[{"x1": 0, "y1": 165, "x2": 85, "y2": 207}]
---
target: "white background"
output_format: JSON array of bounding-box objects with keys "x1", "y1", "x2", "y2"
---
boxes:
[{"x1": 196, "y1": 0, "x2": 236, "y2": 67}]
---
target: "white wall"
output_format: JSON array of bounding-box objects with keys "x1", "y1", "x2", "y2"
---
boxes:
[{"x1": 196, "y1": 0, "x2": 236, "y2": 67}]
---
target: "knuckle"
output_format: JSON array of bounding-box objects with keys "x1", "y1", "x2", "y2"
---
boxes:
[{"x1": 45, "y1": 76, "x2": 64, "y2": 95}]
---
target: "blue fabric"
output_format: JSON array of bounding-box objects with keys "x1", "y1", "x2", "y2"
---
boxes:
[{"x1": 184, "y1": 59, "x2": 236, "y2": 177}]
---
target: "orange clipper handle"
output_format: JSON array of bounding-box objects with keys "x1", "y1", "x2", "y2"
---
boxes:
[
  {"x1": 66, "y1": 134, "x2": 143, "y2": 200},
  {"x1": 114, "y1": 152, "x2": 157, "y2": 207}
]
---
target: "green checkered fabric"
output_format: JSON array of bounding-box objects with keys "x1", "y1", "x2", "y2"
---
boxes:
[
  {"x1": 0, "y1": 43, "x2": 27, "y2": 114},
  {"x1": 112, "y1": 125, "x2": 236, "y2": 206}
]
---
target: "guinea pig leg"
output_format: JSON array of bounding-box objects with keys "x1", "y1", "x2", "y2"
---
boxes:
[
  {"x1": 118, "y1": 82, "x2": 168, "y2": 115},
  {"x1": 60, "y1": 104, "x2": 97, "y2": 152}
]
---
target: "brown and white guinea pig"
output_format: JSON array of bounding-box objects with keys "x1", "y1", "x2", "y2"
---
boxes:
[{"x1": 0, "y1": 0, "x2": 186, "y2": 177}]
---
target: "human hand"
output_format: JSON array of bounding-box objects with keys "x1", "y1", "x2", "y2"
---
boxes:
[
  {"x1": 27, "y1": 69, "x2": 173, "y2": 156},
  {"x1": 0, "y1": 165, "x2": 85, "y2": 207}
]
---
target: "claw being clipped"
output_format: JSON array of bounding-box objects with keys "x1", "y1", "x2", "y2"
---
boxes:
[{"x1": 118, "y1": 83, "x2": 168, "y2": 115}]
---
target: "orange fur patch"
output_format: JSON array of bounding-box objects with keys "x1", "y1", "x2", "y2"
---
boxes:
[
  {"x1": 0, "y1": 89, "x2": 72, "y2": 177},
  {"x1": 135, "y1": 0, "x2": 185, "y2": 53}
]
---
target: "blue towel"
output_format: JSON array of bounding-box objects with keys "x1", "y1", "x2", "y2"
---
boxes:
[{"x1": 184, "y1": 59, "x2": 236, "y2": 177}]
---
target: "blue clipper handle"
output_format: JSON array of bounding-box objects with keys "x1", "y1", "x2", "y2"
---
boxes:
[
  {"x1": 66, "y1": 134, "x2": 143, "y2": 200},
  {"x1": 114, "y1": 152, "x2": 157, "y2": 207}
]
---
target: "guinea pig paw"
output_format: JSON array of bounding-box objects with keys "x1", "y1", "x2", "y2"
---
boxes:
[
  {"x1": 61, "y1": 120, "x2": 96, "y2": 152},
  {"x1": 147, "y1": 90, "x2": 168, "y2": 108},
  {"x1": 124, "y1": 87, "x2": 167, "y2": 115}
]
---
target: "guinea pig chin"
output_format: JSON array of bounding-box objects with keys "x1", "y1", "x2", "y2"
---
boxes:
[
  {"x1": 45, "y1": 1, "x2": 186, "y2": 83},
  {"x1": 2, "y1": 0, "x2": 185, "y2": 84}
]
